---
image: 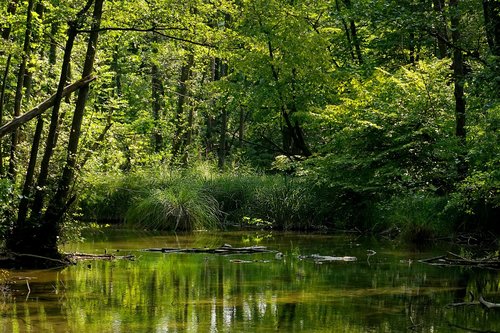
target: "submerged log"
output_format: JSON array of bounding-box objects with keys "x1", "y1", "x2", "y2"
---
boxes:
[
  {"x1": 144, "y1": 244, "x2": 274, "y2": 254},
  {"x1": 419, "y1": 252, "x2": 500, "y2": 269}
]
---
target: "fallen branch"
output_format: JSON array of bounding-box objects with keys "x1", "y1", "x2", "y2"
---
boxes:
[
  {"x1": 8, "y1": 252, "x2": 72, "y2": 267},
  {"x1": 447, "y1": 296, "x2": 500, "y2": 310},
  {"x1": 479, "y1": 296, "x2": 500, "y2": 309},
  {"x1": 299, "y1": 254, "x2": 357, "y2": 263},
  {"x1": 66, "y1": 252, "x2": 135, "y2": 261},
  {"x1": 0, "y1": 75, "x2": 96, "y2": 138},
  {"x1": 419, "y1": 253, "x2": 500, "y2": 269},
  {"x1": 145, "y1": 244, "x2": 274, "y2": 255}
]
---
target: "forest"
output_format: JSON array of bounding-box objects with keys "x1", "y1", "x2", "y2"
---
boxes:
[{"x1": 0, "y1": 0, "x2": 499, "y2": 264}]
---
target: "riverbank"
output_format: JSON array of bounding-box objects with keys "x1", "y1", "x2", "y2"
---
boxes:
[{"x1": 76, "y1": 167, "x2": 494, "y2": 243}]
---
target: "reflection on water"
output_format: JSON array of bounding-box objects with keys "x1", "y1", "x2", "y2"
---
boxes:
[{"x1": 1, "y1": 231, "x2": 500, "y2": 332}]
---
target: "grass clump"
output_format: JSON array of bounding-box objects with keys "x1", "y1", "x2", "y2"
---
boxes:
[
  {"x1": 374, "y1": 194, "x2": 452, "y2": 242},
  {"x1": 125, "y1": 181, "x2": 221, "y2": 231}
]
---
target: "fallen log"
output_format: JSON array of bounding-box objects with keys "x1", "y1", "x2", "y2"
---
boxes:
[
  {"x1": 0, "y1": 75, "x2": 96, "y2": 138},
  {"x1": 447, "y1": 296, "x2": 500, "y2": 310},
  {"x1": 418, "y1": 253, "x2": 500, "y2": 269},
  {"x1": 299, "y1": 254, "x2": 357, "y2": 263},
  {"x1": 479, "y1": 296, "x2": 500, "y2": 309},
  {"x1": 66, "y1": 252, "x2": 135, "y2": 261},
  {"x1": 145, "y1": 244, "x2": 274, "y2": 255}
]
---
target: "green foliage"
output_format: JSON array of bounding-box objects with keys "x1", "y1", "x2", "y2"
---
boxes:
[
  {"x1": 2, "y1": 0, "x2": 499, "y2": 246},
  {"x1": 0, "y1": 179, "x2": 15, "y2": 239},
  {"x1": 302, "y1": 61, "x2": 458, "y2": 224}
]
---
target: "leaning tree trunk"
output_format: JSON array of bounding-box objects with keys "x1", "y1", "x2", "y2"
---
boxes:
[
  {"x1": 7, "y1": 0, "x2": 95, "y2": 259},
  {"x1": 44, "y1": 0, "x2": 104, "y2": 240}
]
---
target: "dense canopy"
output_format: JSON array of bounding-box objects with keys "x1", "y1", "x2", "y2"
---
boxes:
[{"x1": 0, "y1": 0, "x2": 498, "y2": 259}]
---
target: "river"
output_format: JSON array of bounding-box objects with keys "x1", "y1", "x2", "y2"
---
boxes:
[{"x1": 1, "y1": 230, "x2": 499, "y2": 332}]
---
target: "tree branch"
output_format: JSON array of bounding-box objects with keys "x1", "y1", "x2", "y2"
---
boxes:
[
  {"x1": 0, "y1": 75, "x2": 96, "y2": 138},
  {"x1": 76, "y1": 26, "x2": 214, "y2": 48}
]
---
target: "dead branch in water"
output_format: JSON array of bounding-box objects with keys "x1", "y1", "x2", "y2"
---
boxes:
[
  {"x1": 419, "y1": 252, "x2": 500, "y2": 269},
  {"x1": 65, "y1": 252, "x2": 135, "y2": 261},
  {"x1": 144, "y1": 244, "x2": 274, "y2": 254}
]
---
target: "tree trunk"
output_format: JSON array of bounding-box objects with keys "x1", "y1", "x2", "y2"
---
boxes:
[
  {"x1": 49, "y1": 22, "x2": 59, "y2": 68},
  {"x1": 433, "y1": 0, "x2": 448, "y2": 58},
  {"x1": 343, "y1": 0, "x2": 363, "y2": 65},
  {"x1": 0, "y1": 0, "x2": 20, "y2": 175},
  {"x1": 0, "y1": 54, "x2": 11, "y2": 175},
  {"x1": 23, "y1": 2, "x2": 44, "y2": 105},
  {"x1": 1, "y1": 0, "x2": 19, "y2": 41},
  {"x1": 171, "y1": 52, "x2": 194, "y2": 163},
  {"x1": 30, "y1": 0, "x2": 95, "y2": 223},
  {"x1": 8, "y1": 0, "x2": 34, "y2": 181},
  {"x1": 450, "y1": 0, "x2": 467, "y2": 178},
  {"x1": 483, "y1": 0, "x2": 500, "y2": 56},
  {"x1": 409, "y1": 32, "x2": 416, "y2": 64},
  {"x1": 151, "y1": 63, "x2": 164, "y2": 152},
  {"x1": 44, "y1": 0, "x2": 104, "y2": 232},
  {"x1": 16, "y1": 115, "x2": 43, "y2": 225},
  {"x1": 238, "y1": 107, "x2": 244, "y2": 147},
  {"x1": 30, "y1": 26, "x2": 78, "y2": 220},
  {"x1": 335, "y1": 0, "x2": 356, "y2": 62}
]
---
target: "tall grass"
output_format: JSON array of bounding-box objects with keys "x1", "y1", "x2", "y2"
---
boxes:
[
  {"x1": 125, "y1": 182, "x2": 221, "y2": 231},
  {"x1": 373, "y1": 194, "x2": 453, "y2": 241},
  {"x1": 79, "y1": 168, "x2": 318, "y2": 231}
]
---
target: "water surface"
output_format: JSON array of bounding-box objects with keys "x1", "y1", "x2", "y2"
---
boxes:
[{"x1": 1, "y1": 230, "x2": 499, "y2": 332}]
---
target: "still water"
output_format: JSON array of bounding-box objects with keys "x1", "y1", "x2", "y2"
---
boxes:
[{"x1": 1, "y1": 230, "x2": 500, "y2": 332}]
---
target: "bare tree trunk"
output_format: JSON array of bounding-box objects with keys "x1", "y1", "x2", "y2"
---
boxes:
[
  {"x1": 8, "y1": 0, "x2": 35, "y2": 181},
  {"x1": 7, "y1": 0, "x2": 95, "y2": 257}
]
